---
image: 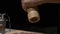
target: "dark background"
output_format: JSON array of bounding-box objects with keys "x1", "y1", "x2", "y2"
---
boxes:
[{"x1": 0, "y1": 0, "x2": 59, "y2": 34}]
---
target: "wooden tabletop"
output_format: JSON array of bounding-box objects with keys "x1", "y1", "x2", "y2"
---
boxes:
[{"x1": 4, "y1": 29, "x2": 45, "y2": 34}]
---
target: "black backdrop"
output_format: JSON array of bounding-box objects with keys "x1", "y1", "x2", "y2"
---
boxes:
[{"x1": 0, "y1": 0, "x2": 59, "y2": 33}]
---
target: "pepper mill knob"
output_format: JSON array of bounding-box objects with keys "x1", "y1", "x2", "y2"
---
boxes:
[{"x1": 27, "y1": 8, "x2": 40, "y2": 23}]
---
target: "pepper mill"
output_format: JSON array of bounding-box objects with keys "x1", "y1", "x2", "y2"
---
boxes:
[{"x1": 27, "y1": 8, "x2": 40, "y2": 23}]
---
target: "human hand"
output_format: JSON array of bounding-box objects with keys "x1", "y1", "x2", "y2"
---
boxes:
[
  {"x1": 21, "y1": 0, "x2": 46, "y2": 23},
  {"x1": 21, "y1": 0, "x2": 46, "y2": 11}
]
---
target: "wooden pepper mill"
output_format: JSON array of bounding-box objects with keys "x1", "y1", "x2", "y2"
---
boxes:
[{"x1": 27, "y1": 8, "x2": 40, "y2": 23}]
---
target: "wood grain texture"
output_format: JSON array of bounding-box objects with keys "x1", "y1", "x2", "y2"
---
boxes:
[{"x1": 6, "y1": 29, "x2": 45, "y2": 34}]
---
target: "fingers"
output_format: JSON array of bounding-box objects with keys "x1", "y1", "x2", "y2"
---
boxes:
[
  {"x1": 21, "y1": 0, "x2": 28, "y2": 11},
  {"x1": 21, "y1": 0, "x2": 46, "y2": 11},
  {"x1": 21, "y1": 0, "x2": 38, "y2": 11}
]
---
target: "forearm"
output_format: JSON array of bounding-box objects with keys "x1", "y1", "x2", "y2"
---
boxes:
[{"x1": 46, "y1": 0, "x2": 60, "y2": 3}]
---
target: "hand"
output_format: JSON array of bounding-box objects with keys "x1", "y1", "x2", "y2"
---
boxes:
[{"x1": 21, "y1": 0, "x2": 46, "y2": 11}]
